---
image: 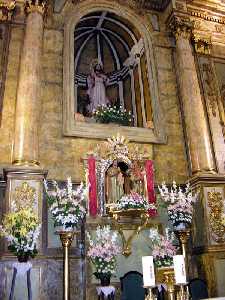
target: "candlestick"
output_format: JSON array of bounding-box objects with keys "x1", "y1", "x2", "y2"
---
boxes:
[
  {"x1": 142, "y1": 256, "x2": 155, "y2": 287},
  {"x1": 174, "y1": 228, "x2": 191, "y2": 278},
  {"x1": 57, "y1": 231, "x2": 75, "y2": 300},
  {"x1": 177, "y1": 284, "x2": 189, "y2": 300},
  {"x1": 145, "y1": 287, "x2": 157, "y2": 300}
]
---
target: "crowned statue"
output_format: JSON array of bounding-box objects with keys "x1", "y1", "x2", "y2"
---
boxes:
[{"x1": 87, "y1": 59, "x2": 109, "y2": 113}]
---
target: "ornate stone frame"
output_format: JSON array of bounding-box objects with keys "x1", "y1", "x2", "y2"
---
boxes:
[{"x1": 63, "y1": 0, "x2": 166, "y2": 143}]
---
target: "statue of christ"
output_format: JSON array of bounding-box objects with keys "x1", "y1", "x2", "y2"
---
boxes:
[{"x1": 87, "y1": 61, "x2": 109, "y2": 113}]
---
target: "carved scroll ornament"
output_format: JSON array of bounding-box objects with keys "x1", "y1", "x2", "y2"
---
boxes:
[
  {"x1": 0, "y1": 1, "x2": 15, "y2": 21},
  {"x1": 13, "y1": 181, "x2": 36, "y2": 210},
  {"x1": 207, "y1": 191, "x2": 225, "y2": 243}
]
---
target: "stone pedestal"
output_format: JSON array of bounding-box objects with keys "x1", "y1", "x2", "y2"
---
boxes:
[
  {"x1": 171, "y1": 17, "x2": 216, "y2": 175},
  {"x1": 190, "y1": 174, "x2": 225, "y2": 296},
  {"x1": 3, "y1": 167, "x2": 47, "y2": 247}
]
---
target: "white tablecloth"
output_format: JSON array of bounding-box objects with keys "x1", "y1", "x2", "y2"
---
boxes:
[{"x1": 96, "y1": 286, "x2": 115, "y2": 297}]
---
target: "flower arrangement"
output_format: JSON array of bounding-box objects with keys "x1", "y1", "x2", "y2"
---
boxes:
[
  {"x1": 158, "y1": 181, "x2": 198, "y2": 228},
  {"x1": 44, "y1": 177, "x2": 86, "y2": 231},
  {"x1": 92, "y1": 104, "x2": 132, "y2": 126},
  {"x1": 87, "y1": 225, "x2": 121, "y2": 281},
  {"x1": 149, "y1": 228, "x2": 177, "y2": 268},
  {"x1": 108, "y1": 191, "x2": 154, "y2": 211},
  {"x1": 0, "y1": 205, "x2": 41, "y2": 262}
]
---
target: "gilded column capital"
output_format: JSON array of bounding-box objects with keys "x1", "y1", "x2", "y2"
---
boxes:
[
  {"x1": 24, "y1": 0, "x2": 48, "y2": 16},
  {"x1": 169, "y1": 16, "x2": 194, "y2": 40},
  {"x1": 0, "y1": 1, "x2": 16, "y2": 21},
  {"x1": 192, "y1": 33, "x2": 212, "y2": 55}
]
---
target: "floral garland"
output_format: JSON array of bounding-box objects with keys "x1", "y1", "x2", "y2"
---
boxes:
[
  {"x1": 149, "y1": 228, "x2": 177, "y2": 268},
  {"x1": 0, "y1": 203, "x2": 41, "y2": 261},
  {"x1": 158, "y1": 181, "x2": 198, "y2": 228},
  {"x1": 87, "y1": 225, "x2": 121, "y2": 277},
  {"x1": 108, "y1": 191, "x2": 155, "y2": 211},
  {"x1": 44, "y1": 177, "x2": 86, "y2": 230}
]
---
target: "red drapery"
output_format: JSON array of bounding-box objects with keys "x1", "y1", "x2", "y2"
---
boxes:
[
  {"x1": 145, "y1": 160, "x2": 157, "y2": 217},
  {"x1": 88, "y1": 157, "x2": 98, "y2": 217}
]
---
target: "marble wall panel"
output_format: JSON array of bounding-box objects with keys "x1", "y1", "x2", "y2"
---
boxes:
[{"x1": 0, "y1": 259, "x2": 84, "y2": 300}]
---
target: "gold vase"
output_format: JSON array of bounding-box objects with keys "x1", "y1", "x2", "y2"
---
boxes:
[{"x1": 57, "y1": 231, "x2": 75, "y2": 300}]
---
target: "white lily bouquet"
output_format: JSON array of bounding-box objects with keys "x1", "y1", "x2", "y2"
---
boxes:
[
  {"x1": 158, "y1": 181, "x2": 198, "y2": 229},
  {"x1": 44, "y1": 177, "x2": 86, "y2": 231}
]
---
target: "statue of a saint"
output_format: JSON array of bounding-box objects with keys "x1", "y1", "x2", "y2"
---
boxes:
[
  {"x1": 87, "y1": 61, "x2": 109, "y2": 113},
  {"x1": 105, "y1": 160, "x2": 124, "y2": 204}
]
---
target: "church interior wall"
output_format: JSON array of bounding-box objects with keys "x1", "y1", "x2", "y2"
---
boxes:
[
  {"x1": 0, "y1": 7, "x2": 189, "y2": 184},
  {"x1": 1, "y1": 1, "x2": 225, "y2": 299}
]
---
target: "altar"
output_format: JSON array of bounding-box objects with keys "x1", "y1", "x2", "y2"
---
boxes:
[{"x1": 0, "y1": 0, "x2": 225, "y2": 299}]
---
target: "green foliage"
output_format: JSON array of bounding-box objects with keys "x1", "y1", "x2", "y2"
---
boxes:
[{"x1": 93, "y1": 104, "x2": 133, "y2": 126}]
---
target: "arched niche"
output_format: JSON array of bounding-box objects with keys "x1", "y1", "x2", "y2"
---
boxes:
[{"x1": 63, "y1": 0, "x2": 166, "y2": 143}]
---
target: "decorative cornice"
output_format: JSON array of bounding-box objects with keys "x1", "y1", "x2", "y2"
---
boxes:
[
  {"x1": 190, "y1": 10, "x2": 225, "y2": 25},
  {"x1": 192, "y1": 33, "x2": 212, "y2": 55},
  {"x1": 25, "y1": 0, "x2": 48, "y2": 15},
  {"x1": 0, "y1": 1, "x2": 15, "y2": 21},
  {"x1": 169, "y1": 16, "x2": 194, "y2": 40},
  {"x1": 71, "y1": 0, "x2": 169, "y2": 12}
]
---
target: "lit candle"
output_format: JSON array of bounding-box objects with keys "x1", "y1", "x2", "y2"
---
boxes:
[
  {"x1": 142, "y1": 256, "x2": 155, "y2": 287},
  {"x1": 173, "y1": 255, "x2": 187, "y2": 284}
]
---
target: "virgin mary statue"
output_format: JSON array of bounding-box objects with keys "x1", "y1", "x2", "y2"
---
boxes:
[{"x1": 87, "y1": 60, "x2": 109, "y2": 113}]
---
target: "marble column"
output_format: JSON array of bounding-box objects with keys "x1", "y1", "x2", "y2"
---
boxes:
[
  {"x1": 172, "y1": 17, "x2": 216, "y2": 174},
  {"x1": 12, "y1": 1, "x2": 46, "y2": 166}
]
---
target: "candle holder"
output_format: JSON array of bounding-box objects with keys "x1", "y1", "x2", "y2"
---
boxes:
[
  {"x1": 176, "y1": 284, "x2": 189, "y2": 300},
  {"x1": 56, "y1": 230, "x2": 76, "y2": 300},
  {"x1": 174, "y1": 229, "x2": 191, "y2": 277},
  {"x1": 144, "y1": 287, "x2": 157, "y2": 300},
  {"x1": 156, "y1": 267, "x2": 175, "y2": 300}
]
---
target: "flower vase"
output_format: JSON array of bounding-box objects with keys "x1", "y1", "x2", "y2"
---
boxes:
[
  {"x1": 174, "y1": 222, "x2": 190, "y2": 230},
  {"x1": 95, "y1": 273, "x2": 111, "y2": 287},
  {"x1": 17, "y1": 252, "x2": 29, "y2": 263}
]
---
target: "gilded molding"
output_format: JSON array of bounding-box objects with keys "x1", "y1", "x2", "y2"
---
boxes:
[
  {"x1": 169, "y1": 16, "x2": 193, "y2": 40},
  {"x1": 25, "y1": 0, "x2": 48, "y2": 15},
  {"x1": 0, "y1": 1, "x2": 15, "y2": 21},
  {"x1": 12, "y1": 159, "x2": 40, "y2": 166},
  {"x1": 192, "y1": 33, "x2": 211, "y2": 55},
  {"x1": 207, "y1": 191, "x2": 225, "y2": 243}
]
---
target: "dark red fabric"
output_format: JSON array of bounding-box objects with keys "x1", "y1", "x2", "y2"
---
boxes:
[
  {"x1": 88, "y1": 157, "x2": 98, "y2": 217},
  {"x1": 145, "y1": 160, "x2": 157, "y2": 217}
]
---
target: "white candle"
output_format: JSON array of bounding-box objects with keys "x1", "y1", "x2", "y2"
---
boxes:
[
  {"x1": 142, "y1": 256, "x2": 155, "y2": 287},
  {"x1": 173, "y1": 255, "x2": 187, "y2": 284}
]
